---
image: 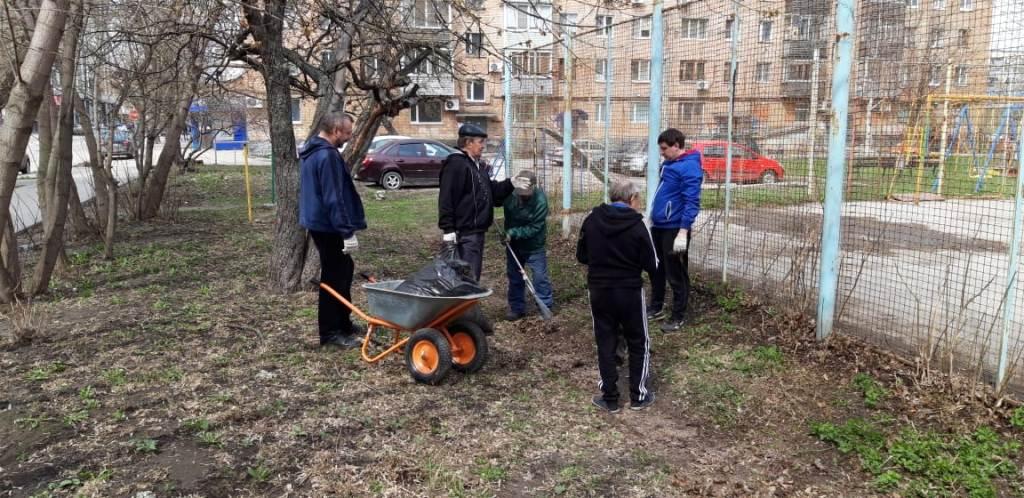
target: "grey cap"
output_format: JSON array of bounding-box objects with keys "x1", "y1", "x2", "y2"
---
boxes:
[
  {"x1": 514, "y1": 169, "x2": 537, "y2": 196},
  {"x1": 458, "y1": 123, "x2": 488, "y2": 138}
]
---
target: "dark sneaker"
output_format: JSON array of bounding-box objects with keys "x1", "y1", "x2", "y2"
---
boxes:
[
  {"x1": 591, "y1": 395, "x2": 620, "y2": 414},
  {"x1": 660, "y1": 318, "x2": 687, "y2": 333},
  {"x1": 630, "y1": 392, "x2": 656, "y2": 411},
  {"x1": 505, "y1": 311, "x2": 525, "y2": 322},
  {"x1": 646, "y1": 306, "x2": 666, "y2": 321},
  {"x1": 321, "y1": 334, "x2": 361, "y2": 349}
]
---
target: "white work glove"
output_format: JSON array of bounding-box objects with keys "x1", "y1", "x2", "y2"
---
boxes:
[
  {"x1": 343, "y1": 235, "x2": 359, "y2": 254},
  {"x1": 511, "y1": 176, "x2": 531, "y2": 190},
  {"x1": 442, "y1": 232, "x2": 457, "y2": 244},
  {"x1": 672, "y1": 230, "x2": 689, "y2": 255}
]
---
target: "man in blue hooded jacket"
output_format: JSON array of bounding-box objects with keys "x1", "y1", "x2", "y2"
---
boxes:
[
  {"x1": 648, "y1": 128, "x2": 702, "y2": 332},
  {"x1": 299, "y1": 112, "x2": 367, "y2": 349}
]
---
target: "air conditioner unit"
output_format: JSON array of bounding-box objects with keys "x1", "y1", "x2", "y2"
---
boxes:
[
  {"x1": 631, "y1": 0, "x2": 647, "y2": 5},
  {"x1": 696, "y1": 80, "x2": 710, "y2": 91},
  {"x1": 445, "y1": 98, "x2": 460, "y2": 111},
  {"x1": 488, "y1": 61, "x2": 502, "y2": 73}
]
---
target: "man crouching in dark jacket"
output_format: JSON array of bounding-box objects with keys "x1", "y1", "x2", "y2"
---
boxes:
[
  {"x1": 438, "y1": 124, "x2": 530, "y2": 282},
  {"x1": 299, "y1": 112, "x2": 366, "y2": 349},
  {"x1": 576, "y1": 180, "x2": 658, "y2": 413}
]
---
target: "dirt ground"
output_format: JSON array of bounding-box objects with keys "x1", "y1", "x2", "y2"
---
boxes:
[{"x1": 1, "y1": 165, "x2": 1022, "y2": 497}]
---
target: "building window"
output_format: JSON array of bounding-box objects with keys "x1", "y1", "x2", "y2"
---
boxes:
[
  {"x1": 960, "y1": 0, "x2": 972, "y2": 9},
  {"x1": 955, "y1": 65, "x2": 968, "y2": 86},
  {"x1": 412, "y1": 0, "x2": 447, "y2": 28},
  {"x1": 933, "y1": 0, "x2": 945, "y2": 9},
  {"x1": 559, "y1": 13, "x2": 578, "y2": 36},
  {"x1": 929, "y1": 65, "x2": 944, "y2": 86},
  {"x1": 682, "y1": 18, "x2": 707, "y2": 39},
  {"x1": 724, "y1": 17, "x2": 734, "y2": 40},
  {"x1": 466, "y1": 79, "x2": 485, "y2": 101},
  {"x1": 411, "y1": 101, "x2": 443, "y2": 123},
  {"x1": 755, "y1": 63, "x2": 771, "y2": 83},
  {"x1": 904, "y1": 27, "x2": 916, "y2": 49},
  {"x1": 784, "y1": 63, "x2": 811, "y2": 81},
  {"x1": 510, "y1": 51, "x2": 552, "y2": 77},
  {"x1": 907, "y1": 0, "x2": 918, "y2": 7},
  {"x1": 406, "y1": 49, "x2": 451, "y2": 76},
  {"x1": 598, "y1": 15, "x2": 613, "y2": 37},
  {"x1": 596, "y1": 59, "x2": 612, "y2": 82},
  {"x1": 722, "y1": 62, "x2": 738, "y2": 84},
  {"x1": 679, "y1": 60, "x2": 705, "y2": 81},
  {"x1": 795, "y1": 104, "x2": 810, "y2": 122},
  {"x1": 505, "y1": 3, "x2": 551, "y2": 32},
  {"x1": 929, "y1": 28, "x2": 944, "y2": 48},
  {"x1": 465, "y1": 32, "x2": 483, "y2": 57},
  {"x1": 759, "y1": 20, "x2": 773, "y2": 43},
  {"x1": 631, "y1": 59, "x2": 651, "y2": 82},
  {"x1": 678, "y1": 102, "x2": 703, "y2": 123},
  {"x1": 290, "y1": 98, "x2": 302, "y2": 123},
  {"x1": 788, "y1": 15, "x2": 811, "y2": 41},
  {"x1": 958, "y1": 29, "x2": 969, "y2": 48},
  {"x1": 631, "y1": 102, "x2": 649, "y2": 123},
  {"x1": 595, "y1": 102, "x2": 608, "y2": 123},
  {"x1": 633, "y1": 16, "x2": 652, "y2": 39}
]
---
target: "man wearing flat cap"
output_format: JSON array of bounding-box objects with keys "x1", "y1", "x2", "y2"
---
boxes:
[{"x1": 439, "y1": 123, "x2": 530, "y2": 282}]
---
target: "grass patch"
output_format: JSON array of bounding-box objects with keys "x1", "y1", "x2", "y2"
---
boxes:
[
  {"x1": 687, "y1": 379, "x2": 745, "y2": 425},
  {"x1": 852, "y1": 373, "x2": 889, "y2": 409},
  {"x1": 812, "y1": 418, "x2": 1022, "y2": 496}
]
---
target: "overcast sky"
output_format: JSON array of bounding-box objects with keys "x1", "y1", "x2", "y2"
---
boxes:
[{"x1": 992, "y1": 0, "x2": 1024, "y2": 54}]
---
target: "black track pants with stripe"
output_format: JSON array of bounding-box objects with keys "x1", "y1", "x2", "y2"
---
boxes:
[{"x1": 589, "y1": 286, "x2": 652, "y2": 405}]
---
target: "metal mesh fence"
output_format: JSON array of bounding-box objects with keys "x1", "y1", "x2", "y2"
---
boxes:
[{"x1": 505, "y1": 0, "x2": 1024, "y2": 393}]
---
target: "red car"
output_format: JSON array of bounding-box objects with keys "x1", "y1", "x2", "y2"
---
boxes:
[
  {"x1": 691, "y1": 141, "x2": 784, "y2": 184},
  {"x1": 354, "y1": 139, "x2": 458, "y2": 190}
]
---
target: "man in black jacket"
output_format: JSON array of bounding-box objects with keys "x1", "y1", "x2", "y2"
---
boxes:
[
  {"x1": 577, "y1": 180, "x2": 659, "y2": 413},
  {"x1": 438, "y1": 123, "x2": 529, "y2": 281}
]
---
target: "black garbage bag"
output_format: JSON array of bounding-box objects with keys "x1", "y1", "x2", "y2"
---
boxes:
[{"x1": 395, "y1": 245, "x2": 488, "y2": 297}]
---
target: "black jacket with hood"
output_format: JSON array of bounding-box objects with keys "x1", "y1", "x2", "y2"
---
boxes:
[
  {"x1": 576, "y1": 203, "x2": 659, "y2": 289},
  {"x1": 438, "y1": 150, "x2": 514, "y2": 235}
]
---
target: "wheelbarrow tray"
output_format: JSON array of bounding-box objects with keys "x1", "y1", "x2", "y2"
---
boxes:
[{"x1": 363, "y1": 280, "x2": 492, "y2": 331}]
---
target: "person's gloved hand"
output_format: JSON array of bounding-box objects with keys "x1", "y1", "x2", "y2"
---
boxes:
[
  {"x1": 672, "y1": 230, "x2": 689, "y2": 254},
  {"x1": 343, "y1": 235, "x2": 359, "y2": 254},
  {"x1": 511, "y1": 176, "x2": 531, "y2": 190},
  {"x1": 442, "y1": 232, "x2": 457, "y2": 244}
]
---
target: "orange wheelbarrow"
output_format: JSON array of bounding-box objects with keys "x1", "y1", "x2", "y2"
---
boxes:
[{"x1": 320, "y1": 280, "x2": 493, "y2": 384}]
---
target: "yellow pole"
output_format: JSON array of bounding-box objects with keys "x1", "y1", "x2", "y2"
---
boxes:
[
  {"x1": 243, "y1": 143, "x2": 254, "y2": 223},
  {"x1": 914, "y1": 97, "x2": 933, "y2": 204}
]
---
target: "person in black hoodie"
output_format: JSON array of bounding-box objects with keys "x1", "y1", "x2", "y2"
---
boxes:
[
  {"x1": 577, "y1": 180, "x2": 659, "y2": 413},
  {"x1": 299, "y1": 113, "x2": 367, "y2": 349},
  {"x1": 438, "y1": 124, "x2": 530, "y2": 281}
]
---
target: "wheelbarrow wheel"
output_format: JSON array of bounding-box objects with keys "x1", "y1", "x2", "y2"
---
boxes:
[
  {"x1": 462, "y1": 305, "x2": 494, "y2": 335},
  {"x1": 405, "y1": 328, "x2": 452, "y2": 385},
  {"x1": 449, "y1": 321, "x2": 488, "y2": 373}
]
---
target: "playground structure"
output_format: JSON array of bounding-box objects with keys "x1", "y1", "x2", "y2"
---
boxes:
[{"x1": 881, "y1": 95, "x2": 1024, "y2": 202}]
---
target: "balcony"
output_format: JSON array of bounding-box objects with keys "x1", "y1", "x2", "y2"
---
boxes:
[
  {"x1": 781, "y1": 79, "x2": 828, "y2": 98},
  {"x1": 410, "y1": 74, "x2": 455, "y2": 96},
  {"x1": 783, "y1": 40, "x2": 816, "y2": 60},
  {"x1": 511, "y1": 78, "x2": 553, "y2": 96}
]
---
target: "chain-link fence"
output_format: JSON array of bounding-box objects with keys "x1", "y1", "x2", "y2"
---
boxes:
[{"x1": 504, "y1": 0, "x2": 1024, "y2": 394}]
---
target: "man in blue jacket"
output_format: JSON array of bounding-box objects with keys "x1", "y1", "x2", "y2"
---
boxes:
[
  {"x1": 299, "y1": 113, "x2": 367, "y2": 349},
  {"x1": 648, "y1": 128, "x2": 702, "y2": 332}
]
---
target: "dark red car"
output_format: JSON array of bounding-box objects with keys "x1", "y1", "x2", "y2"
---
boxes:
[{"x1": 354, "y1": 139, "x2": 458, "y2": 190}]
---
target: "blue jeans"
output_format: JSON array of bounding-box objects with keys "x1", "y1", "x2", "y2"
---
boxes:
[{"x1": 506, "y1": 248, "x2": 554, "y2": 315}]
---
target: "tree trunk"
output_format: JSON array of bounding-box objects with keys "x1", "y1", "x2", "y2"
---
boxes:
[
  {"x1": 30, "y1": 0, "x2": 81, "y2": 296},
  {"x1": 138, "y1": 91, "x2": 190, "y2": 220},
  {"x1": 1, "y1": 218, "x2": 21, "y2": 294},
  {"x1": 249, "y1": 0, "x2": 307, "y2": 293},
  {"x1": 72, "y1": 93, "x2": 109, "y2": 232},
  {"x1": 67, "y1": 181, "x2": 92, "y2": 238},
  {"x1": 382, "y1": 117, "x2": 399, "y2": 135},
  {"x1": 0, "y1": 0, "x2": 69, "y2": 302},
  {"x1": 36, "y1": 87, "x2": 53, "y2": 213}
]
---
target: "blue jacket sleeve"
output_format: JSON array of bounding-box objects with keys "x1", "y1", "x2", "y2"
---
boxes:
[
  {"x1": 679, "y1": 164, "x2": 703, "y2": 230},
  {"x1": 319, "y1": 152, "x2": 356, "y2": 238}
]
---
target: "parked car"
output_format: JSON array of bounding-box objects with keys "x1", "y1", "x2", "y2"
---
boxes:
[
  {"x1": 354, "y1": 138, "x2": 458, "y2": 190},
  {"x1": 340, "y1": 135, "x2": 409, "y2": 154},
  {"x1": 98, "y1": 128, "x2": 134, "y2": 159},
  {"x1": 546, "y1": 139, "x2": 606, "y2": 167},
  {"x1": 619, "y1": 140, "x2": 784, "y2": 184}
]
